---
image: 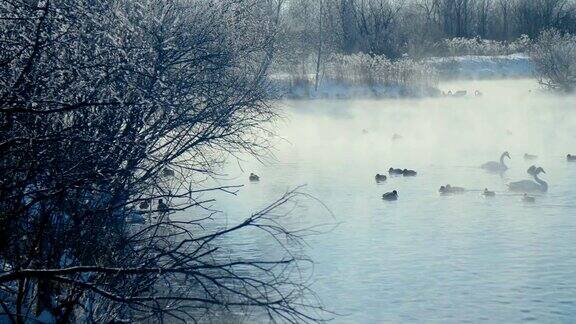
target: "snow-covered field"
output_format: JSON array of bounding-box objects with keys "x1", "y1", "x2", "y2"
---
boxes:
[{"x1": 426, "y1": 53, "x2": 535, "y2": 79}]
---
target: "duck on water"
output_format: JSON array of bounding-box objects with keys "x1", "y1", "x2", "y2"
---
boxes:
[
  {"x1": 439, "y1": 184, "x2": 465, "y2": 194},
  {"x1": 382, "y1": 190, "x2": 398, "y2": 201},
  {"x1": 389, "y1": 168, "x2": 403, "y2": 175},
  {"x1": 524, "y1": 153, "x2": 538, "y2": 161},
  {"x1": 482, "y1": 188, "x2": 495, "y2": 197},
  {"x1": 375, "y1": 174, "x2": 387, "y2": 182}
]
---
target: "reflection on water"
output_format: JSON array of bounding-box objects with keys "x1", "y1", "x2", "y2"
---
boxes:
[{"x1": 207, "y1": 79, "x2": 576, "y2": 322}]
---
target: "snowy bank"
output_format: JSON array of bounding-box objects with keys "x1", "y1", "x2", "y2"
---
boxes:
[
  {"x1": 426, "y1": 54, "x2": 535, "y2": 79},
  {"x1": 270, "y1": 54, "x2": 535, "y2": 99}
]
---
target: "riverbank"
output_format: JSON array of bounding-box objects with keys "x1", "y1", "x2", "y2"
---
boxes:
[{"x1": 272, "y1": 54, "x2": 535, "y2": 100}]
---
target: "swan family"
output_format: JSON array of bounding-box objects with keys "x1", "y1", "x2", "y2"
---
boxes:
[{"x1": 481, "y1": 152, "x2": 549, "y2": 193}]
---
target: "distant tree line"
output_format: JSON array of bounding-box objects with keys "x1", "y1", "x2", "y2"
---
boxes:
[{"x1": 276, "y1": 0, "x2": 576, "y2": 61}]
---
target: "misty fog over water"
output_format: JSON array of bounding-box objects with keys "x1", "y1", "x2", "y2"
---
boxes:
[{"x1": 210, "y1": 79, "x2": 576, "y2": 322}]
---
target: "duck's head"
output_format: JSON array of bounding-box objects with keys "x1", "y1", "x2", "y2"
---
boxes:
[
  {"x1": 392, "y1": 190, "x2": 398, "y2": 195},
  {"x1": 502, "y1": 151, "x2": 511, "y2": 159},
  {"x1": 536, "y1": 167, "x2": 546, "y2": 175}
]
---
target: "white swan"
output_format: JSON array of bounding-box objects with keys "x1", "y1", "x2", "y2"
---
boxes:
[
  {"x1": 508, "y1": 167, "x2": 548, "y2": 193},
  {"x1": 481, "y1": 151, "x2": 510, "y2": 172}
]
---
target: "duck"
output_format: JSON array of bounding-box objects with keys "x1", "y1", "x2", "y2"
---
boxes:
[
  {"x1": 249, "y1": 173, "x2": 260, "y2": 181},
  {"x1": 402, "y1": 169, "x2": 417, "y2": 177},
  {"x1": 508, "y1": 166, "x2": 548, "y2": 193},
  {"x1": 139, "y1": 200, "x2": 150, "y2": 209},
  {"x1": 439, "y1": 184, "x2": 465, "y2": 195},
  {"x1": 482, "y1": 188, "x2": 495, "y2": 197},
  {"x1": 523, "y1": 153, "x2": 538, "y2": 161},
  {"x1": 382, "y1": 190, "x2": 398, "y2": 201},
  {"x1": 157, "y1": 199, "x2": 169, "y2": 213},
  {"x1": 522, "y1": 193, "x2": 535, "y2": 203},
  {"x1": 388, "y1": 168, "x2": 404, "y2": 175},
  {"x1": 375, "y1": 174, "x2": 387, "y2": 182},
  {"x1": 162, "y1": 168, "x2": 175, "y2": 177},
  {"x1": 475, "y1": 90, "x2": 483, "y2": 97},
  {"x1": 567, "y1": 154, "x2": 576, "y2": 162},
  {"x1": 481, "y1": 151, "x2": 510, "y2": 173}
]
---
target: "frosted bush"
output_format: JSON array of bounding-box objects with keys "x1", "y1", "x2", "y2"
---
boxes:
[
  {"x1": 323, "y1": 53, "x2": 438, "y2": 88},
  {"x1": 531, "y1": 30, "x2": 576, "y2": 92}
]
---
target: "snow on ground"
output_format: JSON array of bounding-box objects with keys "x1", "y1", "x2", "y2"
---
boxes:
[{"x1": 426, "y1": 53, "x2": 534, "y2": 79}]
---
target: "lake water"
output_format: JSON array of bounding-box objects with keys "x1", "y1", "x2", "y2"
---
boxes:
[{"x1": 209, "y1": 79, "x2": 576, "y2": 323}]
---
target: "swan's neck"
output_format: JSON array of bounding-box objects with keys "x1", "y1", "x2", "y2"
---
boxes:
[
  {"x1": 534, "y1": 174, "x2": 548, "y2": 190},
  {"x1": 499, "y1": 154, "x2": 507, "y2": 167}
]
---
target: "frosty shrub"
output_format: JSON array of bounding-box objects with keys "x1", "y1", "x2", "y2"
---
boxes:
[
  {"x1": 0, "y1": 0, "x2": 327, "y2": 323},
  {"x1": 324, "y1": 53, "x2": 438, "y2": 88},
  {"x1": 531, "y1": 29, "x2": 576, "y2": 92}
]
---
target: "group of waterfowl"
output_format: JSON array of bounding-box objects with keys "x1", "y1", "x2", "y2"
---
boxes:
[
  {"x1": 389, "y1": 168, "x2": 417, "y2": 176},
  {"x1": 376, "y1": 167, "x2": 418, "y2": 182},
  {"x1": 378, "y1": 150, "x2": 575, "y2": 203},
  {"x1": 441, "y1": 90, "x2": 483, "y2": 98},
  {"x1": 378, "y1": 167, "x2": 418, "y2": 200}
]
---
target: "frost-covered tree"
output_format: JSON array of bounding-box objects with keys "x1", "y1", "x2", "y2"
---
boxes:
[
  {"x1": 0, "y1": 0, "x2": 326, "y2": 322},
  {"x1": 531, "y1": 29, "x2": 576, "y2": 92}
]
